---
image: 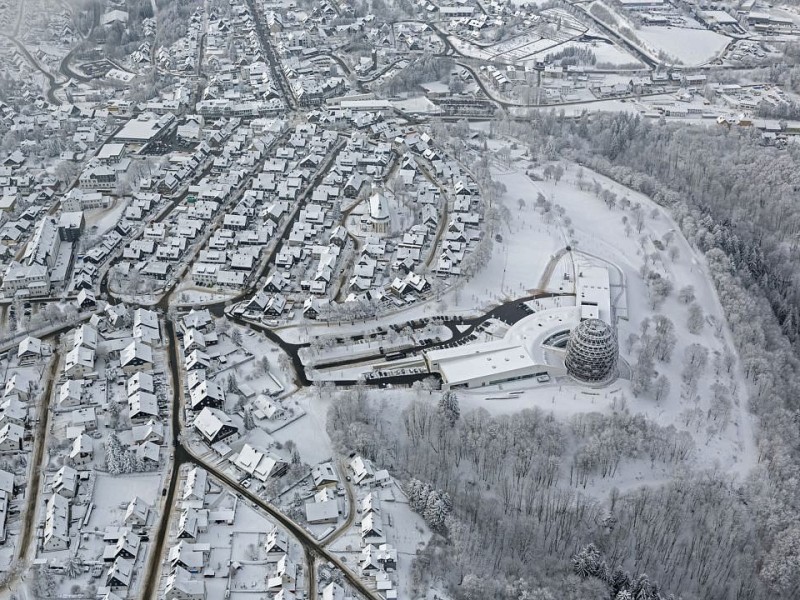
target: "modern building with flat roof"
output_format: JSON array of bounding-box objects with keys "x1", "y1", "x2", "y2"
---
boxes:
[
  {"x1": 115, "y1": 112, "x2": 176, "y2": 144},
  {"x1": 576, "y1": 261, "x2": 612, "y2": 322},
  {"x1": 424, "y1": 262, "x2": 615, "y2": 389},
  {"x1": 425, "y1": 305, "x2": 580, "y2": 389}
]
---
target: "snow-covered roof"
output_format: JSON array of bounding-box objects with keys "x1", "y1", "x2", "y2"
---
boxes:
[
  {"x1": 17, "y1": 335, "x2": 42, "y2": 358},
  {"x1": 232, "y1": 443, "x2": 283, "y2": 481},
  {"x1": 169, "y1": 541, "x2": 205, "y2": 569},
  {"x1": 369, "y1": 189, "x2": 389, "y2": 221},
  {"x1": 194, "y1": 407, "x2": 238, "y2": 444},
  {"x1": 125, "y1": 496, "x2": 150, "y2": 525},
  {"x1": 74, "y1": 323, "x2": 98, "y2": 350},
  {"x1": 133, "y1": 308, "x2": 159, "y2": 330},
  {"x1": 311, "y1": 462, "x2": 339, "y2": 488},
  {"x1": 184, "y1": 466, "x2": 207, "y2": 501},
  {"x1": 127, "y1": 371, "x2": 154, "y2": 396},
  {"x1": 129, "y1": 391, "x2": 158, "y2": 418},
  {"x1": 106, "y1": 558, "x2": 134, "y2": 587},
  {"x1": 165, "y1": 565, "x2": 205, "y2": 598},
  {"x1": 0, "y1": 469, "x2": 13, "y2": 495},
  {"x1": 120, "y1": 340, "x2": 153, "y2": 367},
  {"x1": 189, "y1": 380, "x2": 224, "y2": 410}
]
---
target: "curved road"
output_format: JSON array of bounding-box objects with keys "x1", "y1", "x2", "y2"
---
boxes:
[
  {"x1": 139, "y1": 320, "x2": 383, "y2": 600},
  {"x1": 2, "y1": 34, "x2": 61, "y2": 104}
]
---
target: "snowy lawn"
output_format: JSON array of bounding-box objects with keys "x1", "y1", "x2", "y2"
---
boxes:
[{"x1": 636, "y1": 26, "x2": 728, "y2": 66}]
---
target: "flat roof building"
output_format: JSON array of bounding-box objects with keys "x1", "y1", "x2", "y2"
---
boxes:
[
  {"x1": 576, "y1": 262, "x2": 612, "y2": 322},
  {"x1": 425, "y1": 306, "x2": 580, "y2": 389}
]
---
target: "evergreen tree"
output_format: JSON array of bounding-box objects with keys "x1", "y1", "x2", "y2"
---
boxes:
[
  {"x1": 105, "y1": 433, "x2": 124, "y2": 475},
  {"x1": 572, "y1": 544, "x2": 601, "y2": 578},
  {"x1": 243, "y1": 408, "x2": 256, "y2": 431},
  {"x1": 438, "y1": 390, "x2": 460, "y2": 426}
]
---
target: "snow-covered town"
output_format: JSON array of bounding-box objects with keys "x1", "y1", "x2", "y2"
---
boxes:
[{"x1": 0, "y1": 0, "x2": 800, "y2": 598}]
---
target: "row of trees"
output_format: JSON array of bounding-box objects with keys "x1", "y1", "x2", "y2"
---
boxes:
[
  {"x1": 569, "y1": 411, "x2": 693, "y2": 485},
  {"x1": 406, "y1": 478, "x2": 452, "y2": 533},
  {"x1": 104, "y1": 433, "x2": 156, "y2": 474}
]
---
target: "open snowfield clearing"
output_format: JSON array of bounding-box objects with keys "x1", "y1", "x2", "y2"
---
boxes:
[
  {"x1": 637, "y1": 26, "x2": 729, "y2": 65},
  {"x1": 445, "y1": 162, "x2": 564, "y2": 306},
  {"x1": 475, "y1": 197, "x2": 562, "y2": 296},
  {"x1": 591, "y1": 40, "x2": 644, "y2": 66},
  {"x1": 379, "y1": 483, "x2": 431, "y2": 598},
  {"x1": 270, "y1": 389, "x2": 333, "y2": 465},
  {"x1": 86, "y1": 199, "x2": 129, "y2": 237},
  {"x1": 391, "y1": 96, "x2": 437, "y2": 113},
  {"x1": 89, "y1": 473, "x2": 162, "y2": 530}
]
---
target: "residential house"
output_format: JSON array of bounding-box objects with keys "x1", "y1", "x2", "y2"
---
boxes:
[
  {"x1": 69, "y1": 432, "x2": 93, "y2": 467},
  {"x1": 52, "y1": 465, "x2": 79, "y2": 498},
  {"x1": 43, "y1": 494, "x2": 70, "y2": 551},
  {"x1": 193, "y1": 408, "x2": 239, "y2": 445}
]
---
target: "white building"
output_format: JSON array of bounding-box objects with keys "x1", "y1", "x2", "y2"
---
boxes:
[
  {"x1": 367, "y1": 188, "x2": 390, "y2": 234},
  {"x1": 2, "y1": 262, "x2": 49, "y2": 297},
  {"x1": 165, "y1": 565, "x2": 206, "y2": 600},
  {"x1": 424, "y1": 305, "x2": 581, "y2": 389},
  {"x1": 43, "y1": 493, "x2": 70, "y2": 551}
]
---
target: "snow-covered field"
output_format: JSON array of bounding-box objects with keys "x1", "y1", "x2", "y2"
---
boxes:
[
  {"x1": 392, "y1": 96, "x2": 437, "y2": 113},
  {"x1": 509, "y1": 98, "x2": 643, "y2": 118},
  {"x1": 590, "y1": 40, "x2": 644, "y2": 66},
  {"x1": 540, "y1": 39, "x2": 642, "y2": 67},
  {"x1": 636, "y1": 26, "x2": 729, "y2": 66},
  {"x1": 85, "y1": 200, "x2": 129, "y2": 237},
  {"x1": 270, "y1": 389, "x2": 333, "y2": 466}
]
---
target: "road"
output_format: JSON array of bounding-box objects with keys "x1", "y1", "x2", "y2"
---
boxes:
[
  {"x1": 242, "y1": 0, "x2": 297, "y2": 110},
  {"x1": 138, "y1": 318, "x2": 192, "y2": 599},
  {"x1": 58, "y1": 45, "x2": 92, "y2": 84},
  {"x1": 0, "y1": 344, "x2": 61, "y2": 596},
  {"x1": 320, "y1": 460, "x2": 356, "y2": 547},
  {"x1": 1, "y1": 33, "x2": 61, "y2": 104},
  {"x1": 138, "y1": 320, "x2": 383, "y2": 600}
]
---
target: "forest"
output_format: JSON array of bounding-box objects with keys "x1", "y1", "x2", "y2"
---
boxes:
[
  {"x1": 328, "y1": 387, "x2": 756, "y2": 599},
  {"x1": 327, "y1": 113, "x2": 800, "y2": 599}
]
